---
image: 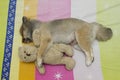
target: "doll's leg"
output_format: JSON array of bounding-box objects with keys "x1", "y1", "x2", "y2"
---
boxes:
[
  {"x1": 43, "y1": 48, "x2": 75, "y2": 70},
  {"x1": 43, "y1": 48, "x2": 63, "y2": 64},
  {"x1": 60, "y1": 57, "x2": 75, "y2": 70},
  {"x1": 53, "y1": 44, "x2": 73, "y2": 57}
]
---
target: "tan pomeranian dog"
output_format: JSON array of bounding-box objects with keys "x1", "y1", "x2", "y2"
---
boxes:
[{"x1": 20, "y1": 16, "x2": 112, "y2": 67}]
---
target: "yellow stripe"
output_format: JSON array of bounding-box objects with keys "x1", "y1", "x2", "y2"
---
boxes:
[
  {"x1": 24, "y1": 0, "x2": 38, "y2": 19},
  {"x1": 19, "y1": 62, "x2": 35, "y2": 80},
  {"x1": 0, "y1": 0, "x2": 9, "y2": 77},
  {"x1": 19, "y1": 0, "x2": 38, "y2": 80},
  {"x1": 9, "y1": 0, "x2": 24, "y2": 80}
]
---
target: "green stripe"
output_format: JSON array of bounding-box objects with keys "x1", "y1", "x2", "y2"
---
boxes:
[
  {"x1": 0, "y1": 0, "x2": 9, "y2": 77},
  {"x1": 97, "y1": 0, "x2": 120, "y2": 80}
]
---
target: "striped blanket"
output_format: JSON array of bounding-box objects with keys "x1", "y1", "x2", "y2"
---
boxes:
[{"x1": 0, "y1": 0, "x2": 120, "y2": 80}]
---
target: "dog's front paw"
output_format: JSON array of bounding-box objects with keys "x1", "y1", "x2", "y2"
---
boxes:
[
  {"x1": 37, "y1": 58, "x2": 43, "y2": 67},
  {"x1": 33, "y1": 30, "x2": 41, "y2": 47},
  {"x1": 38, "y1": 65, "x2": 45, "y2": 74},
  {"x1": 86, "y1": 56, "x2": 94, "y2": 67},
  {"x1": 35, "y1": 61, "x2": 45, "y2": 74}
]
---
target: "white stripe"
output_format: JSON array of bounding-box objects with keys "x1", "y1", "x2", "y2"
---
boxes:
[
  {"x1": 71, "y1": 0, "x2": 103, "y2": 80},
  {"x1": 73, "y1": 41, "x2": 103, "y2": 80},
  {"x1": 71, "y1": 0, "x2": 96, "y2": 22}
]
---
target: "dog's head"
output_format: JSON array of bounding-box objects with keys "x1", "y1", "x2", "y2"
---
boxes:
[{"x1": 20, "y1": 16, "x2": 33, "y2": 43}]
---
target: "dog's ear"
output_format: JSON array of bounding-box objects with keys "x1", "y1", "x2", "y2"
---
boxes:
[{"x1": 22, "y1": 16, "x2": 29, "y2": 23}]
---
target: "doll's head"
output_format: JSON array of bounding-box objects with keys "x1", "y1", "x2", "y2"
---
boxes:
[{"x1": 18, "y1": 45, "x2": 37, "y2": 62}]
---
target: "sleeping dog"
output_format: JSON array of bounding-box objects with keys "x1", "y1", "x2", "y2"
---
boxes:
[{"x1": 20, "y1": 16, "x2": 112, "y2": 67}]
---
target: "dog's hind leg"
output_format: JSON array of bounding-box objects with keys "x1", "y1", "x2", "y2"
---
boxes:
[{"x1": 75, "y1": 25, "x2": 94, "y2": 66}]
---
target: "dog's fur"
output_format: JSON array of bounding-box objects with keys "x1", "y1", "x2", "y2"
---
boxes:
[{"x1": 20, "y1": 16, "x2": 113, "y2": 66}]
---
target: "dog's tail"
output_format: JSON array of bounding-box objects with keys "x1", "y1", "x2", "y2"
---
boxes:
[{"x1": 91, "y1": 22, "x2": 113, "y2": 41}]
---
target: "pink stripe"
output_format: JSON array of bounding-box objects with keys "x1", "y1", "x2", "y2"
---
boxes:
[
  {"x1": 36, "y1": 0, "x2": 73, "y2": 80},
  {"x1": 37, "y1": 0, "x2": 71, "y2": 21},
  {"x1": 36, "y1": 65, "x2": 74, "y2": 80}
]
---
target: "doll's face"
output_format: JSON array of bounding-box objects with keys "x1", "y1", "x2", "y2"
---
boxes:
[{"x1": 18, "y1": 45, "x2": 37, "y2": 62}]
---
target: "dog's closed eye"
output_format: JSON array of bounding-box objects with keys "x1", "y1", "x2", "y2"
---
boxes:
[{"x1": 22, "y1": 38, "x2": 32, "y2": 43}]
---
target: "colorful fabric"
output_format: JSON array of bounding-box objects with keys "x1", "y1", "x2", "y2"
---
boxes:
[{"x1": 0, "y1": 0, "x2": 120, "y2": 80}]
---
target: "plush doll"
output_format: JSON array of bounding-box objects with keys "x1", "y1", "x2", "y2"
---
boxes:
[{"x1": 18, "y1": 43, "x2": 75, "y2": 74}]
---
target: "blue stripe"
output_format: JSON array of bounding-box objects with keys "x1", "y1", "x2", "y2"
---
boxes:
[{"x1": 1, "y1": 0, "x2": 17, "y2": 80}]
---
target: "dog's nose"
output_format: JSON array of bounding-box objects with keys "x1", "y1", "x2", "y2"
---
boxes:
[{"x1": 26, "y1": 53, "x2": 31, "y2": 56}]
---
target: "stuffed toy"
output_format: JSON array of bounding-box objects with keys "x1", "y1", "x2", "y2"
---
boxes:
[{"x1": 18, "y1": 43, "x2": 75, "y2": 74}]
